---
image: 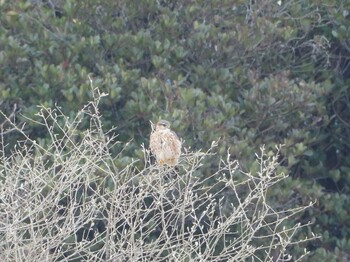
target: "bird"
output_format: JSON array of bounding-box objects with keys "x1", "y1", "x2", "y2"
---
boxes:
[{"x1": 150, "y1": 120, "x2": 182, "y2": 166}]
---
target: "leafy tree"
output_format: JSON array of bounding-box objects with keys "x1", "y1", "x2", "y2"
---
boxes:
[{"x1": 1, "y1": 0, "x2": 350, "y2": 259}]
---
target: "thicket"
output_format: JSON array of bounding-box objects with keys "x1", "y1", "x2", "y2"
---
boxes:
[
  {"x1": 1, "y1": 0, "x2": 350, "y2": 260},
  {"x1": 0, "y1": 89, "x2": 313, "y2": 261}
]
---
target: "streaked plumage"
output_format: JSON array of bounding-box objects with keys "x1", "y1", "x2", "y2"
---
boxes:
[{"x1": 150, "y1": 120, "x2": 181, "y2": 166}]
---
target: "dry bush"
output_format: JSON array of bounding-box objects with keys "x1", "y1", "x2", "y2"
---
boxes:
[{"x1": 0, "y1": 88, "x2": 315, "y2": 261}]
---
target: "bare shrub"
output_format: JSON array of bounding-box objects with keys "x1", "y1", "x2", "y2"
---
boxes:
[{"x1": 0, "y1": 88, "x2": 315, "y2": 261}]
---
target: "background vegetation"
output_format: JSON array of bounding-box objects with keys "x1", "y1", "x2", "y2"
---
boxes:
[{"x1": 1, "y1": 0, "x2": 350, "y2": 260}]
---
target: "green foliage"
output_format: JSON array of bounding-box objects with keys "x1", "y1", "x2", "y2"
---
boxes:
[{"x1": 1, "y1": 0, "x2": 350, "y2": 259}]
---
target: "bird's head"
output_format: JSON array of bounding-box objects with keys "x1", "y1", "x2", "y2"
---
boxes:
[{"x1": 156, "y1": 119, "x2": 170, "y2": 130}]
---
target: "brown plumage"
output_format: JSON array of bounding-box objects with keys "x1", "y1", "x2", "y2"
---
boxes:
[{"x1": 150, "y1": 120, "x2": 181, "y2": 166}]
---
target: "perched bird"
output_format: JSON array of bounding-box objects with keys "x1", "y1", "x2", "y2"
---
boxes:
[{"x1": 150, "y1": 120, "x2": 182, "y2": 166}]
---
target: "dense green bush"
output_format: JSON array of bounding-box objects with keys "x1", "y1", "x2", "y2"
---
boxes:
[{"x1": 1, "y1": 0, "x2": 350, "y2": 260}]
